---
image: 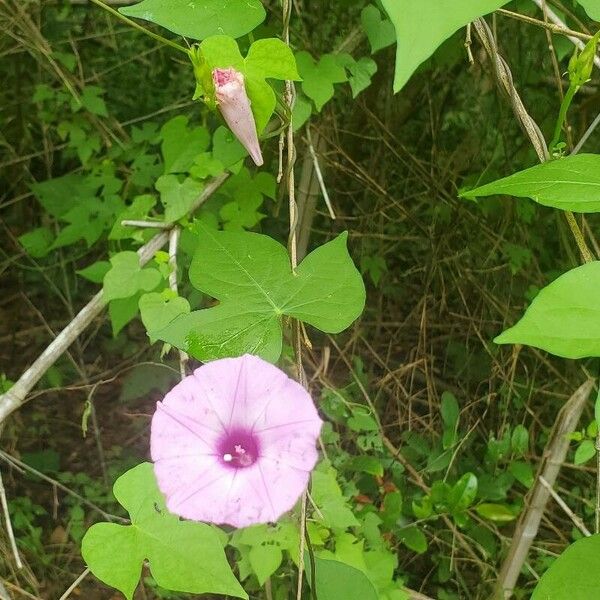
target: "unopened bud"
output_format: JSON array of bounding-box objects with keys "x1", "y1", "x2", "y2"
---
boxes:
[{"x1": 213, "y1": 67, "x2": 263, "y2": 167}]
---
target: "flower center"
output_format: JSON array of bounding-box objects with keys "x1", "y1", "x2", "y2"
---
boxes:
[{"x1": 218, "y1": 429, "x2": 259, "y2": 469}]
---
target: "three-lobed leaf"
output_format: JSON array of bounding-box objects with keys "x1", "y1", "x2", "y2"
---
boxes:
[
  {"x1": 119, "y1": 0, "x2": 265, "y2": 40},
  {"x1": 103, "y1": 251, "x2": 162, "y2": 302},
  {"x1": 381, "y1": 0, "x2": 510, "y2": 92},
  {"x1": 461, "y1": 154, "x2": 600, "y2": 213},
  {"x1": 155, "y1": 225, "x2": 365, "y2": 362},
  {"x1": 81, "y1": 463, "x2": 247, "y2": 600},
  {"x1": 495, "y1": 261, "x2": 600, "y2": 359},
  {"x1": 361, "y1": 5, "x2": 396, "y2": 54}
]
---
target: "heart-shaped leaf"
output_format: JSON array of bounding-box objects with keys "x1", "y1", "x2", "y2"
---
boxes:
[
  {"x1": 81, "y1": 463, "x2": 247, "y2": 600},
  {"x1": 381, "y1": 0, "x2": 510, "y2": 92}
]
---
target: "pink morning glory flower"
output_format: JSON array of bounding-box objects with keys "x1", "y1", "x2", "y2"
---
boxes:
[
  {"x1": 213, "y1": 67, "x2": 264, "y2": 167},
  {"x1": 151, "y1": 354, "x2": 323, "y2": 528}
]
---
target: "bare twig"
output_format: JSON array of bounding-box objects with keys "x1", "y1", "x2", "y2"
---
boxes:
[
  {"x1": 497, "y1": 380, "x2": 593, "y2": 598},
  {"x1": 168, "y1": 227, "x2": 188, "y2": 379},
  {"x1": 531, "y1": 0, "x2": 600, "y2": 69},
  {"x1": 121, "y1": 219, "x2": 171, "y2": 229},
  {"x1": 306, "y1": 127, "x2": 335, "y2": 220},
  {"x1": 0, "y1": 173, "x2": 228, "y2": 424},
  {"x1": 57, "y1": 568, "x2": 90, "y2": 600},
  {"x1": 0, "y1": 469, "x2": 23, "y2": 570},
  {"x1": 573, "y1": 110, "x2": 600, "y2": 154},
  {"x1": 538, "y1": 475, "x2": 592, "y2": 537}
]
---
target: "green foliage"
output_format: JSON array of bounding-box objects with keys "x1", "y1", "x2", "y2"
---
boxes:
[
  {"x1": 193, "y1": 36, "x2": 300, "y2": 132},
  {"x1": 381, "y1": 0, "x2": 510, "y2": 92},
  {"x1": 81, "y1": 463, "x2": 247, "y2": 600},
  {"x1": 578, "y1": 0, "x2": 600, "y2": 20},
  {"x1": 103, "y1": 251, "x2": 162, "y2": 302},
  {"x1": 307, "y1": 556, "x2": 379, "y2": 600},
  {"x1": 531, "y1": 535, "x2": 600, "y2": 599},
  {"x1": 120, "y1": 0, "x2": 265, "y2": 40},
  {"x1": 361, "y1": 5, "x2": 396, "y2": 54},
  {"x1": 461, "y1": 154, "x2": 600, "y2": 212},
  {"x1": 296, "y1": 52, "x2": 348, "y2": 111},
  {"x1": 154, "y1": 227, "x2": 365, "y2": 362},
  {"x1": 496, "y1": 262, "x2": 600, "y2": 358}
]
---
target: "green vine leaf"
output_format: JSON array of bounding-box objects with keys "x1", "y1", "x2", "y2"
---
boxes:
[
  {"x1": 139, "y1": 291, "x2": 191, "y2": 343},
  {"x1": 460, "y1": 154, "x2": 600, "y2": 212},
  {"x1": 531, "y1": 535, "x2": 600, "y2": 599},
  {"x1": 160, "y1": 116, "x2": 210, "y2": 174},
  {"x1": 577, "y1": 0, "x2": 600, "y2": 21},
  {"x1": 381, "y1": 0, "x2": 510, "y2": 92},
  {"x1": 495, "y1": 262, "x2": 600, "y2": 358},
  {"x1": 103, "y1": 251, "x2": 162, "y2": 302},
  {"x1": 307, "y1": 556, "x2": 378, "y2": 600},
  {"x1": 119, "y1": 0, "x2": 265, "y2": 41},
  {"x1": 295, "y1": 51, "x2": 347, "y2": 111},
  {"x1": 81, "y1": 463, "x2": 248, "y2": 600},
  {"x1": 156, "y1": 175, "x2": 204, "y2": 222},
  {"x1": 155, "y1": 226, "x2": 365, "y2": 362},
  {"x1": 337, "y1": 55, "x2": 378, "y2": 98},
  {"x1": 361, "y1": 5, "x2": 396, "y2": 54},
  {"x1": 198, "y1": 36, "x2": 300, "y2": 133}
]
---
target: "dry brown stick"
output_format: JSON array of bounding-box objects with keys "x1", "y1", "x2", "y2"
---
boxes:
[
  {"x1": 496, "y1": 379, "x2": 593, "y2": 598},
  {"x1": 0, "y1": 173, "x2": 228, "y2": 424}
]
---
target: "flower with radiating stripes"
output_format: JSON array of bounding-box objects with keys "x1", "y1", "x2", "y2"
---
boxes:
[{"x1": 151, "y1": 354, "x2": 322, "y2": 527}]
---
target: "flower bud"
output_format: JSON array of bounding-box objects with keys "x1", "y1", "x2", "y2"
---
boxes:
[{"x1": 213, "y1": 67, "x2": 263, "y2": 167}]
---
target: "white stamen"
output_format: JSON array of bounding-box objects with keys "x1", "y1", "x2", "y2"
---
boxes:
[
  {"x1": 223, "y1": 453, "x2": 233, "y2": 462},
  {"x1": 234, "y1": 444, "x2": 246, "y2": 455}
]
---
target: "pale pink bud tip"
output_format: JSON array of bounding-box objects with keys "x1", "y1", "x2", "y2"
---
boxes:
[
  {"x1": 150, "y1": 354, "x2": 323, "y2": 528},
  {"x1": 213, "y1": 67, "x2": 264, "y2": 167}
]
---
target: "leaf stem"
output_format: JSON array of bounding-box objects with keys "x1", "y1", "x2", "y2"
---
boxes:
[
  {"x1": 87, "y1": 0, "x2": 189, "y2": 55},
  {"x1": 550, "y1": 83, "x2": 577, "y2": 152}
]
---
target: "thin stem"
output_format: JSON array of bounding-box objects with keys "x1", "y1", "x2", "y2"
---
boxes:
[
  {"x1": 497, "y1": 8, "x2": 591, "y2": 41},
  {"x1": 58, "y1": 568, "x2": 91, "y2": 600},
  {"x1": 550, "y1": 83, "x2": 577, "y2": 151},
  {"x1": 564, "y1": 211, "x2": 594, "y2": 263},
  {"x1": 87, "y1": 0, "x2": 188, "y2": 54}
]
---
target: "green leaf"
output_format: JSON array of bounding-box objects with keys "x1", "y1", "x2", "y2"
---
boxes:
[
  {"x1": 460, "y1": 154, "x2": 600, "y2": 212},
  {"x1": 448, "y1": 473, "x2": 478, "y2": 512},
  {"x1": 139, "y1": 291, "x2": 191, "y2": 343},
  {"x1": 345, "y1": 456, "x2": 384, "y2": 477},
  {"x1": 311, "y1": 463, "x2": 359, "y2": 529},
  {"x1": 361, "y1": 5, "x2": 396, "y2": 54},
  {"x1": 532, "y1": 535, "x2": 600, "y2": 599},
  {"x1": 119, "y1": 0, "x2": 265, "y2": 40},
  {"x1": 381, "y1": 0, "x2": 510, "y2": 92},
  {"x1": 307, "y1": 556, "x2": 378, "y2": 600},
  {"x1": 81, "y1": 463, "x2": 247, "y2": 600},
  {"x1": 19, "y1": 228, "x2": 54, "y2": 258},
  {"x1": 495, "y1": 262, "x2": 600, "y2": 359},
  {"x1": 160, "y1": 116, "x2": 210, "y2": 174},
  {"x1": 440, "y1": 391, "x2": 459, "y2": 449},
  {"x1": 109, "y1": 293, "x2": 142, "y2": 337},
  {"x1": 249, "y1": 544, "x2": 283, "y2": 586},
  {"x1": 103, "y1": 251, "x2": 162, "y2": 302},
  {"x1": 30, "y1": 174, "x2": 99, "y2": 218},
  {"x1": 398, "y1": 526, "x2": 427, "y2": 554},
  {"x1": 511, "y1": 425, "x2": 529, "y2": 456},
  {"x1": 508, "y1": 461, "x2": 534, "y2": 488},
  {"x1": 77, "y1": 261, "x2": 111, "y2": 284},
  {"x1": 475, "y1": 503, "x2": 517, "y2": 522},
  {"x1": 575, "y1": 439, "x2": 597, "y2": 464},
  {"x1": 72, "y1": 86, "x2": 108, "y2": 117},
  {"x1": 212, "y1": 126, "x2": 248, "y2": 169},
  {"x1": 578, "y1": 0, "x2": 600, "y2": 20},
  {"x1": 337, "y1": 55, "x2": 378, "y2": 98},
  {"x1": 296, "y1": 52, "x2": 347, "y2": 111},
  {"x1": 155, "y1": 227, "x2": 365, "y2": 362},
  {"x1": 119, "y1": 364, "x2": 175, "y2": 402},
  {"x1": 156, "y1": 175, "x2": 203, "y2": 223},
  {"x1": 110, "y1": 195, "x2": 157, "y2": 241}
]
